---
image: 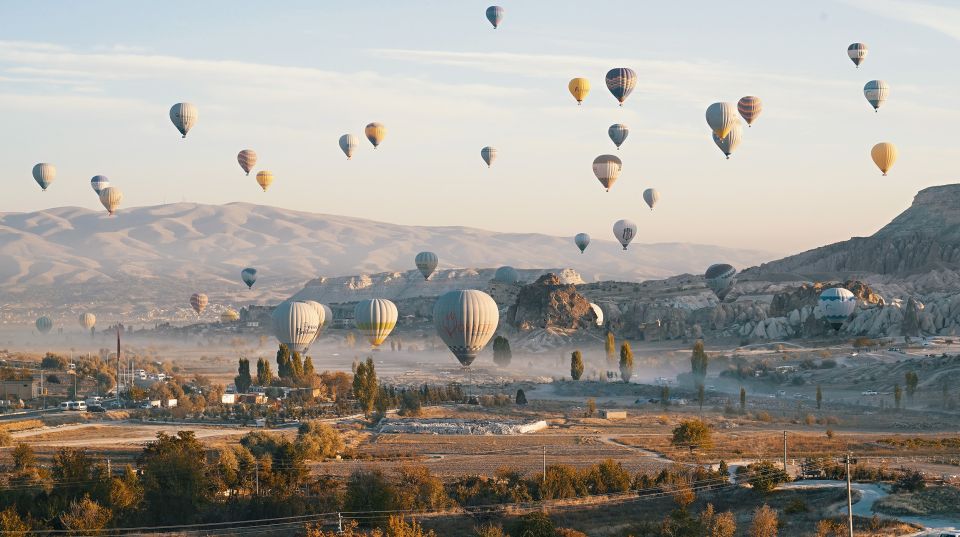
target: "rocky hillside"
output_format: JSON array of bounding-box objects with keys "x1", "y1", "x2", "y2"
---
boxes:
[{"x1": 507, "y1": 273, "x2": 598, "y2": 331}]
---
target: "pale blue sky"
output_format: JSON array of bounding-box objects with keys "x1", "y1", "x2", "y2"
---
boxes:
[{"x1": 1, "y1": 0, "x2": 958, "y2": 254}]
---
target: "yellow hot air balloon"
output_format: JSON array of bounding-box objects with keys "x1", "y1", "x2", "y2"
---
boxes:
[
  {"x1": 568, "y1": 78, "x2": 590, "y2": 105},
  {"x1": 256, "y1": 170, "x2": 274, "y2": 192},
  {"x1": 364, "y1": 122, "x2": 387, "y2": 148},
  {"x1": 871, "y1": 142, "x2": 898, "y2": 176}
]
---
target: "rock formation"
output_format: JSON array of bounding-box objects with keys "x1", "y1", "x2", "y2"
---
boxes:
[{"x1": 508, "y1": 273, "x2": 597, "y2": 330}]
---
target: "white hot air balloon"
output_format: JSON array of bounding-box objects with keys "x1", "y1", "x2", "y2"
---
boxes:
[
  {"x1": 354, "y1": 299, "x2": 398, "y2": 348},
  {"x1": 593, "y1": 155, "x2": 622, "y2": 192},
  {"x1": 818, "y1": 287, "x2": 857, "y2": 330},
  {"x1": 705, "y1": 102, "x2": 737, "y2": 138},
  {"x1": 712, "y1": 120, "x2": 743, "y2": 159},
  {"x1": 643, "y1": 188, "x2": 660, "y2": 210},
  {"x1": 169, "y1": 102, "x2": 198, "y2": 138},
  {"x1": 303, "y1": 300, "x2": 327, "y2": 345},
  {"x1": 433, "y1": 290, "x2": 499, "y2": 366},
  {"x1": 863, "y1": 80, "x2": 889, "y2": 112},
  {"x1": 320, "y1": 304, "x2": 333, "y2": 328},
  {"x1": 415, "y1": 251, "x2": 439, "y2": 280},
  {"x1": 33, "y1": 163, "x2": 56, "y2": 191},
  {"x1": 99, "y1": 187, "x2": 123, "y2": 215},
  {"x1": 612, "y1": 219, "x2": 637, "y2": 250},
  {"x1": 574, "y1": 233, "x2": 590, "y2": 254},
  {"x1": 339, "y1": 134, "x2": 359, "y2": 159},
  {"x1": 588, "y1": 303, "x2": 604, "y2": 327},
  {"x1": 272, "y1": 301, "x2": 320, "y2": 353},
  {"x1": 79, "y1": 312, "x2": 96, "y2": 331}
]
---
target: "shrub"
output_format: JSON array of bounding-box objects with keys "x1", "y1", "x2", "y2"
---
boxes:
[{"x1": 671, "y1": 419, "x2": 713, "y2": 450}]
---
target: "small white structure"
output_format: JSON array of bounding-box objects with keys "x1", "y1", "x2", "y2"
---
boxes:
[{"x1": 601, "y1": 410, "x2": 627, "y2": 420}]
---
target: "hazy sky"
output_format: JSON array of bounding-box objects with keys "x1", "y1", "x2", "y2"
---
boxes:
[{"x1": 1, "y1": 0, "x2": 958, "y2": 255}]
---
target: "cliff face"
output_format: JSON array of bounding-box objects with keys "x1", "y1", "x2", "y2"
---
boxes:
[
  {"x1": 751, "y1": 184, "x2": 960, "y2": 277},
  {"x1": 508, "y1": 273, "x2": 597, "y2": 330}
]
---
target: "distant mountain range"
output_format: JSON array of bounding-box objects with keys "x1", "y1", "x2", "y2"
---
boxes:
[{"x1": 0, "y1": 202, "x2": 775, "y2": 323}]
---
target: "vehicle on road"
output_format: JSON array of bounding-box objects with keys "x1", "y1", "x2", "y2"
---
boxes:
[{"x1": 861, "y1": 390, "x2": 879, "y2": 396}]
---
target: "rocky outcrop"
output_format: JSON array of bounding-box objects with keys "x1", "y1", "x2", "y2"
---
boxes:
[{"x1": 509, "y1": 274, "x2": 597, "y2": 330}]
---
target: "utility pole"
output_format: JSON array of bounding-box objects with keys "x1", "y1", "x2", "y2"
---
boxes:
[
  {"x1": 107, "y1": 458, "x2": 111, "y2": 476},
  {"x1": 542, "y1": 445, "x2": 546, "y2": 487},
  {"x1": 845, "y1": 453, "x2": 854, "y2": 537},
  {"x1": 783, "y1": 431, "x2": 788, "y2": 473},
  {"x1": 255, "y1": 462, "x2": 260, "y2": 496},
  {"x1": 116, "y1": 327, "x2": 121, "y2": 408}
]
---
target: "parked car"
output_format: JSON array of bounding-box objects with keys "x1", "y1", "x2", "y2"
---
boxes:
[{"x1": 87, "y1": 405, "x2": 106, "y2": 413}]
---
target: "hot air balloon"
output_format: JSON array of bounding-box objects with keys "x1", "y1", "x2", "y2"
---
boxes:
[
  {"x1": 588, "y1": 303, "x2": 604, "y2": 327},
  {"x1": 706, "y1": 102, "x2": 737, "y2": 138},
  {"x1": 90, "y1": 175, "x2": 109, "y2": 195},
  {"x1": 241, "y1": 268, "x2": 257, "y2": 289},
  {"x1": 704, "y1": 264, "x2": 737, "y2": 300},
  {"x1": 79, "y1": 313, "x2": 96, "y2": 331},
  {"x1": 737, "y1": 96, "x2": 763, "y2": 126},
  {"x1": 486, "y1": 5, "x2": 504, "y2": 28},
  {"x1": 220, "y1": 309, "x2": 240, "y2": 323},
  {"x1": 36, "y1": 316, "x2": 52, "y2": 334},
  {"x1": 568, "y1": 78, "x2": 590, "y2": 105},
  {"x1": 302, "y1": 300, "x2": 327, "y2": 344},
  {"x1": 169, "y1": 102, "x2": 198, "y2": 138},
  {"x1": 605, "y1": 68, "x2": 637, "y2": 106},
  {"x1": 818, "y1": 287, "x2": 857, "y2": 330},
  {"x1": 494, "y1": 266, "x2": 520, "y2": 284},
  {"x1": 32, "y1": 163, "x2": 55, "y2": 191},
  {"x1": 99, "y1": 187, "x2": 122, "y2": 215},
  {"x1": 339, "y1": 134, "x2": 359, "y2": 159},
  {"x1": 608, "y1": 124, "x2": 629, "y2": 149},
  {"x1": 190, "y1": 293, "x2": 208, "y2": 315},
  {"x1": 237, "y1": 150, "x2": 257, "y2": 175},
  {"x1": 364, "y1": 122, "x2": 386, "y2": 148},
  {"x1": 481, "y1": 146, "x2": 497, "y2": 167},
  {"x1": 871, "y1": 142, "x2": 898, "y2": 176},
  {"x1": 863, "y1": 80, "x2": 889, "y2": 112},
  {"x1": 712, "y1": 121, "x2": 743, "y2": 159},
  {"x1": 354, "y1": 299, "x2": 398, "y2": 348},
  {"x1": 256, "y1": 170, "x2": 274, "y2": 192},
  {"x1": 574, "y1": 233, "x2": 590, "y2": 254},
  {"x1": 321, "y1": 304, "x2": 333, "y2": 328},
  {"x1": 847, "y1": 43, "x2": 868, "y2": 67},
  {"x1": 613, "y1": 219, "x2": 637, "y2": 250},
  {"x1": 643, "y1": 188, "x2": 660, "y2": 210},
  {"x1": 415, "y1": 251, "x2": 438, "y2": 281},
  {"x1": 433, "y1": 290, "x2": 499, "y2": 366},
  {"x1": 272, "y1": 301, "x2": 320, "y2": 353},
  {"x1": 593, "y1": 155, "x2": 622, "y2": 192}
]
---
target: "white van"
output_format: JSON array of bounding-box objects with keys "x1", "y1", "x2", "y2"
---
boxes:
[
  {"x1": 67, "y1": 401, "x2": 87, "y2": 411},
  {"x1": 59, "y1": 401, "x2": 71, "y2": 411}
]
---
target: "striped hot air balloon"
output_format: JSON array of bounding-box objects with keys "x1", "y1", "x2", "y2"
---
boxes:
[
  {"x1": 864, "y1": 80, "x2": 889, "y2": 111},
  {"x1": 339, "y1": 134, "x2": 359, "y2": 159},
  {"x1": 302, "y1": 300, "x2": 327, "y2": 345},
  {"x1": 613, "y1": 219, "x2": 637, "y2": 250},
  {"x1": 354, "y1": 299, "x2": 398, "y2": 348},
  {"x1": 169, "y1": 102, "x2": 198, "y2": 138},
  {"x1": 241, "y1": 267, "x2": 257, "y2": 289},
  {"x1": 494, "y1": 266, "x2": 519, "y2": 284},
  {"x1": 568, "y1": 78, "x2": 590, "y2": 105},
  {"x1": 237, "y1": 150, "x2": 257, "y2": 175},
  {"x1": 256, "y1": 170, "x2": 274, "y2": 192},
  {"x1": 99, "y1": 187, "x2": 123, "y2": 215},
  {"x1": 32, "y1": 163, "x2": 56, "y2": 191},
  {"x1": 871, "y1": 142, "x2": 898, "y2": 176},
  {"x1": 574, "y1": 233, "x2": 590, "y2": 254},
  {"x1": 485, "y1": 5, "x2": 504, "y2": 28},
  {"x1": 706, "y1": 102, "x2": 737, "y2": 138},
  {"x1": 189, "y1": 293, "x2": 208, "y2": 315},
  {"x1": 592, "y1": 155, "x2": 622, "y2": 192},
  {"x1": 90, "y1": 175, "x2": 110, "y2": 195},
  {"x1": 737, "y1": 96, "x2": 763, "y2": 126},
  {"x1": 364, "y1": 122, "x2": 386, "y2": 148},
  {"x1": 433, "y1": 290, "x2": 499, "y2": 367},
  {"x1": 605, "y1": 68, "x2": 637, "y2": 106},
  {"x1": 415, "y1": 251, "x2": 438, "y2": 280},
  {"x1": 847, "y1": 43, "x2": 868, "y2": 67},
  {"x1": 818, "y1": 287, "x2": 857, "y2": 330},
  {"x1": 705, "y1": 264, "x2": 737, "y2": 300},
  {"x1": 272, "y1": 301, "x2": 320, "y2": 353},
  {"x1": 79, "y1": 312, "x2": 96, "y2": 331},
  {"x1": 36, "y1": 316, "x2": 53, "y2": 334},
  {"x1": 589, "y1": 303, "x2": 604, "y2": 327},
  {"x1": 481, "y1": 146, "x2": 497, "y2": 167},
  {"x1": 712, "y1": 121, "x2": 743, "y2": 159},
  {"x1": 643, "y1": 188, "x2": 660, "y2": 210},
  {"x1": 608, "y1": 124, "x2": 629, "y2": 149}
]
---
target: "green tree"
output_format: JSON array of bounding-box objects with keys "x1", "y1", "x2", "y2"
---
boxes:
[
  {"x1": 234, "y1": 357, "x2": 252, "y2": 394},
  {"x1": 905, "y1": 371, "x2": 919, "y2": 403},
  {"x1": 302, "y1": 356, "x2": 315, "y2": 379},
  {"x1": 511, "y1": 511, "x2": 555, "y2": 537},
  {"x1": 605, "y1": 332, "x2": 616, "y2": 365},
  {"x1": 12, "y1": 443, "x2": 36, "y2": 472},
  {"x1": 516, "y1": 389, "x2": 527, "y2": 405},
  {"x1": 816, "y1": 385, "x2": 823, "y2": 410},
  {"x1": 343, "y1": 469, "x2": 394, "y2": 515},
  {"x1": 671, "y1": 419, "x2": 713, "y2": 450},
  {"x1": 137, "y1": 431, "x2": 212, "y2": 524},
  {"x1": 352, "y1": 357, "x2": 379, "y2": 416},
  {"x1": 256, "y1": 357, "x2": 273, "y2": 386},
  {"x1": 290, "y1": 352, "x2": 305, "y2": 380},
  {"x1": 570, "y1": 350, "x2": 584, "y2": 381},
  {"x1": 276, "y1": 344, "x2": 291, "y2": 379},
  {"x1": 691, "y1": 340, "x2": 709, "y2": 386},
  {"x1": 740, "y1": 387, "x2": 746, "y2": 414},
  {"x1": 296, "y1": 420, "x2": 344, "y2": 460},
  {"x1": 492, "y1": 336, "x2": 512, "y2": 367},
  {"x1": 393, "y1": 465, "x2": 451, "y2": 511},
  {"x1": 661, "y1": 385, "x2": 671, "y2": 408},
  {"x1": 745, "y1": 461, "x2": 789, "y2": 493},
  {"x1": 894, "y1": 384, "x2": 903, "y2": 410},
  {"x1": 619, "y1": 343, "x2": 634, "y2": 383}
]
